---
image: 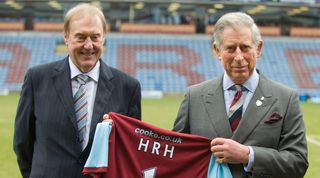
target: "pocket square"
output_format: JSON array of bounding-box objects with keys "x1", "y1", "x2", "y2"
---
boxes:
[{"x1": 264, "y1": 113, "x2": 283, "y2": 124}]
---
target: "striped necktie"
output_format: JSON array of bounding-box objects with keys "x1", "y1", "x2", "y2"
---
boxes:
[
  {"x1": 228, "y1": 85, "x2": 246, "y2": 132},
  {"x1": 73, "y1": 74, "x2": 89, "y2": 150}
]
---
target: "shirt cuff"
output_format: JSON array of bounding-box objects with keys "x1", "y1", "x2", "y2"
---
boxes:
[{"x1": 244, "y1": 146, "x2": 254, "y2": 172}]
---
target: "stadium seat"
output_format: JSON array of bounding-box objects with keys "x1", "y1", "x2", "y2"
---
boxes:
[{"x1": 1, "y1": 32, "x2": 320, "y2": 96}]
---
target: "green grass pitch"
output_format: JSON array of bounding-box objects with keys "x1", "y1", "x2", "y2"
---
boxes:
[{"x1": 0, "y1": 93, "x2": 319, "y2": 177}]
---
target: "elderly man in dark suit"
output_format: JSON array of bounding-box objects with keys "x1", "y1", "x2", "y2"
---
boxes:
[
  {"x1": 173, "y1": 12, "x2": 308, "y2": 178},
  {"x1": 13, "y1": 3, "x2": 141, "y2": 178}
]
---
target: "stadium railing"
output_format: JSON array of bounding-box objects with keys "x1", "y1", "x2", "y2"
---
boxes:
[
  {"x1": 0, "y1": 21, "x2": 24, "y2": 31},
  {"x1": 205, "y1": 25, "x2": 281, "y2": 36},
  {"x1": 290, "y1": 27, "x2": 320, "y2": 37},
  {"x1": 119, "y1": 23, "x2": 196, "y2": 34},
  {"x1": 33, "y1": 22, "x2": 110, "y2": 32},
  {"x1": 33, "y1": 22, "x2": 64, "y2": 32}
]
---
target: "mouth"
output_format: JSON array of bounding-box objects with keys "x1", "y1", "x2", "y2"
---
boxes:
[
  {"x1": 232, "y1": 66, "x2": 247, "y2": 71},
  {"x1": 234, "y1": 65, "x2": 247, "y2": 69},
  {"x1": 80, "y1": 51, "x2": 95, "y2": 57}
]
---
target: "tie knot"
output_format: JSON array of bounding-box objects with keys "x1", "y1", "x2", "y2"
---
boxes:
[
  {"x1": 76, "y1": 74, "x2": 89, "y2": 85},
  {"x1": 230, "y1": 84, "x2": 246, "y2": 92}
]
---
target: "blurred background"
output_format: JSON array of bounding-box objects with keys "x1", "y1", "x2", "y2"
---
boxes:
[{"x1": 1, "y1": 0, "x2": 320, "y2": 31}]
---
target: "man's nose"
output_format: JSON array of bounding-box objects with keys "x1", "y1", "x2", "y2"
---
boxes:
[
  {"x1": 234, "y1": 47, "x2": 244, "y2": 61},
  {"x1": 84, "y1": 38, "x2": 93, "y2": 49}
]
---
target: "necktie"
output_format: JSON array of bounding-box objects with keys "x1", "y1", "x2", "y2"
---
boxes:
[
  {"x1": 228, "y1": 85, "x2": 246, "y2": 132},
  {"x1": 74, "y1": 74, "x2": 89, "y2": 150}
]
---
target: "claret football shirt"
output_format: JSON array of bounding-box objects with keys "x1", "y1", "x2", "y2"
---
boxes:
[{"x1": 83, "y1": 112, "x2": 232, "y2": 178}]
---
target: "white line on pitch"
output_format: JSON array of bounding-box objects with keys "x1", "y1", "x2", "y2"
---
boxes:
[{"x1": 307, "y1": 136, "x2": 320, "y2": 147}]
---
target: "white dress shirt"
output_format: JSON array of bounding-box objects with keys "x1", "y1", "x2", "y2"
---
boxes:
[
  {"x1": 223, "y1": 69, "x2": 259, "y2": 172},
  {"x1": 69, "y1": 58, "x2": 100, "y2": 148}
]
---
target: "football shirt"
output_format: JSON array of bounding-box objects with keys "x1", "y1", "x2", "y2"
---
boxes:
[{"x1": 83, "y1": 112, "x2": 232, "y2": 178}]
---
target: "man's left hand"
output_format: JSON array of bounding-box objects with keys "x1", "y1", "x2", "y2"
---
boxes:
[{"x1": 210, "y1": 138, "x2": 250, "y2": 164}]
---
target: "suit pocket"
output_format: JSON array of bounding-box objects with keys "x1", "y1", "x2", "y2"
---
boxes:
[
  {"x1": 250, "y1": 121, "x2": 282, "y2": 148},
  {"x1": 259, "y1": 119, "x2": 283, "y2": 129}
]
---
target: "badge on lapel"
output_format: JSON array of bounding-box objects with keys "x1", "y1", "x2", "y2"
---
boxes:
[
  {"x1": 256, "y1": 96, "x2": 265, "y2": 107},
  {"x1": 264, "y1": 112, "x2": 283, "y2": 124}
]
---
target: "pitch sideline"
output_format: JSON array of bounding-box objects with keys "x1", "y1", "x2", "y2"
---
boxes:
[{"x1": 307, "y1": 135, "x2": 320, "y2": 147}]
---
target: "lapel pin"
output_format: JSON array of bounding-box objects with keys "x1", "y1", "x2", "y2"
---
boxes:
[{"x1": 256, "y1": 100, "x2": 262, "y2": 106}]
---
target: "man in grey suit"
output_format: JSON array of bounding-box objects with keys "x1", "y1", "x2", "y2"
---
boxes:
[
  {"x1": 13, "y1": 3, "x2": 141, "y2": 178},
  {"x1": 173, "y1": 12, "x2": 308, "y2": 178}
]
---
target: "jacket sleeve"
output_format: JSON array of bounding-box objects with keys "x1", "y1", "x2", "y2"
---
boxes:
[
  {"x1": 13, "y1": 69, "x2": 36, "y2": 178},
  {"x1": 172, "y1": 88, "x2": 190, "y2": 133},
  {"x1": 128, "y1": 81, "x2": 141, "y2": 120}
]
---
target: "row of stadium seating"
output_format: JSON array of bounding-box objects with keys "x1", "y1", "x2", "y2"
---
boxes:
[{"x1": 0, "y1": 32, "x2": 319, "y2": 96}]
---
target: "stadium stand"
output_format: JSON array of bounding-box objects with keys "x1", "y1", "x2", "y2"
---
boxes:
[
  {"x1": 290, "y1": 27, "x2": 320, "y2": 37},
  {"x1": 256, "y1": 26, "x2": 282, "y2": 36},
  {"x1": 205, "y1": 25, "x2": 281, "y2": 36},
  {"x1": 33, "y1": 22, "x2": 64, "y2": 32},
  {"x1": 0, "y1": 18, "x2": 24, "y2": 31},
  {"x1": 119, "y1": 23, "x2": 196, "y2": 34},
  {"x1": 33, "y1": 22, "x2": 111, "y2": 32},
  {"x1": 1, "y1": 32, "x2": 320, "y2": 96}
]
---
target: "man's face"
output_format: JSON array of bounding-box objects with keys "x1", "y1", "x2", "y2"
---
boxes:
[
  {"x1": 64, "y1": 14, "x2": 105, "y2": 73},
  {"x1": 213, "y1": 26, "x2": 262, "y2": 84}
]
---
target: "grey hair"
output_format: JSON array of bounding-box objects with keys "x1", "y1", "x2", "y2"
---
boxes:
[{"x1": 212, "y1": 12, "x2": 261, "y2": 49}]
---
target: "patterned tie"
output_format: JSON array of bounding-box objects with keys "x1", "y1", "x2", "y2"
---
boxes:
[
  {"x1": 228, "y1": 85, "x2": 246, "y2": 132},
  {"x1": 73, "y1": 74, "x2": 89, "y2": 150}
]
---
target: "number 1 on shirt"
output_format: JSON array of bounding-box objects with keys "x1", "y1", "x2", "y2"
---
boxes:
[{"x1": 143, "y1": 167, "x2": 157, "y2": 178}]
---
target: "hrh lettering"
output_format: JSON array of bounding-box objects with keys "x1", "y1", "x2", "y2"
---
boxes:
[{"x1": 137, "y1": 138, "x2": 175, "y2": 159}]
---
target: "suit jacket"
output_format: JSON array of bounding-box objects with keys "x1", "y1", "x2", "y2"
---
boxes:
[
  {"x1": 14, "y1": 57, "x2": 141, "y2": 178},
  {"x1": 173, "y1": 74, "x2": 308, "y2": 178}
]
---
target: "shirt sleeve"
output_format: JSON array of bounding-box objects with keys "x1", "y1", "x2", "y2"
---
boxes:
[{"x1": 244, "y1": 146, "x2": 254, "y2": 172}]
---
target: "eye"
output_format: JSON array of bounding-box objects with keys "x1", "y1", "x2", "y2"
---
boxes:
[
  {"x1": 240, "y1": 45, "x2": 251, "y2": 52},
  {"x1": 76, "y1": 35, "x2": 86, "y2": 42},
  {"x1": 91, "y1": 35, "x2": 101, "y2": 42},
  {"x1": 226, "y1": 46, "x2": 235, "y2": 53}
]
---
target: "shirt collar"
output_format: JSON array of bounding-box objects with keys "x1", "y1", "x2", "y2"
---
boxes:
[
  {"x1": 69, "y1": 57, "x2": 100, "y2": 83},
  {"x1": 223, "y1": 68, "x2": 259, "y2": 93}
]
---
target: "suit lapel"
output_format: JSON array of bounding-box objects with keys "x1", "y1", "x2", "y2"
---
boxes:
[
  {"x1": 51, "y1": 58, "x2": 78, "y2": 130},
  {"x1": 89, "y1": 61, "x2": 114, "y2": 138},
  {"x1": 232, "y1": 75, "x2": 277, "y2": 143},
  {"x1": 203, "y1": 76, "x2": 233, "y2": 138}
]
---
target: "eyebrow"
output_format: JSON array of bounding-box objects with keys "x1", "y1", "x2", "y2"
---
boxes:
[{"x1": 74, "y1": 32, "x2": 102, "y2": 36}]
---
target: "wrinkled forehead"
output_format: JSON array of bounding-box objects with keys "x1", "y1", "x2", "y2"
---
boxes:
[
  {"x1": 69, "y1": 14, "x2": 104, "y2": 32},
  {"x1": 220, "y1": 26, "x2": 254, "y2": 45}
]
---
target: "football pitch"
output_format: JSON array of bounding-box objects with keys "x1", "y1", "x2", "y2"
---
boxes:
[{"x1": 0, "y1": 93, "x2": 319, "y2": 178}]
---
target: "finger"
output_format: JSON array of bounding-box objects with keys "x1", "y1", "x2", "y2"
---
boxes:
[
  {"x1": 210, "y1": 144, "x2": 224, "y2": 152},
  {"x1": 211, "y1": 137, "x2": 226, "y2": 147},
  {"x1": 103, "y1": 114, "x2": 109, "y2": 119},
  {"x1": 102, "y1": 114, "x2": 112, "y2": 122},
  {"x1": 213, "y1": 151, "x2": 224, "y2": 158}
]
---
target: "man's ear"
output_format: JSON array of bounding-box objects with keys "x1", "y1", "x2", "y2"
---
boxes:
[
  {"x1": 64, "y1": 32, "x2": 69, "y2": 45},
  {"x1": 102, "y1": 35, "x2": 105, "y2": 45},
  {"x1": 212, "y1": 42, "x2": 221, "y2": 60},
  {"x1": 256, "y1": 40, "x2": 263, "y2": 58}
]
